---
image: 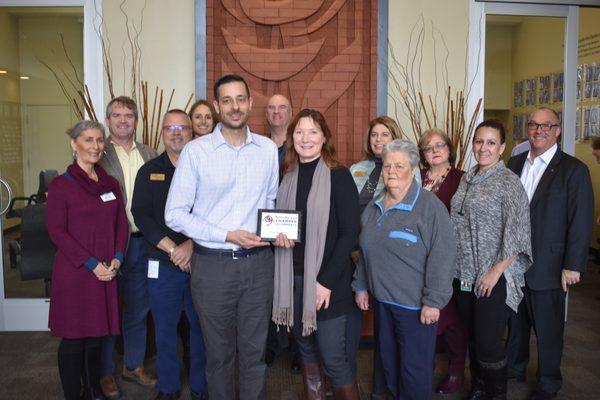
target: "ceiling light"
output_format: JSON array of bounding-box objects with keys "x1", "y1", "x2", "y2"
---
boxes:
[
  {"x1": 0, "y1": 70, "x2": 7, "y2": 74},
  {"x1": 20, "y1": 76, "x2": 29, "y2": 80}
]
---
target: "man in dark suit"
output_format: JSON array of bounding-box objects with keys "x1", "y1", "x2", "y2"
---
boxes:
[{"x1": 507, "y1": 107, "x2": 594, "y2": 400}]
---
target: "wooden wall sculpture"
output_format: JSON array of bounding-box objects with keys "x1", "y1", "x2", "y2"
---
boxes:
[{"x1": 206, "y1": 0, "x2": 378, "y2": 165}]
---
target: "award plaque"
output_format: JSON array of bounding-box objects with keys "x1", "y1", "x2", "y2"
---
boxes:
[{"x1": 257, "y1": 209, "x2": 302, "y2": 243}]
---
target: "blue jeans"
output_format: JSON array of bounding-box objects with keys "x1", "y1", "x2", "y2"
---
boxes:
[
  {"x1": 376, "y1": 300, "x2": 437, "y2": 400},
  {"x1": 101, "y1": 235, "x2": 150, "y2": 375},
  {"x1": 148, "y1": 261, "x2": 207, "y2": 394}
]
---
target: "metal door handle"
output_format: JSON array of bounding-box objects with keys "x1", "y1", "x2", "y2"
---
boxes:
[{"x1": 0, "y1": 177, "x2": 13, "y2": 216}]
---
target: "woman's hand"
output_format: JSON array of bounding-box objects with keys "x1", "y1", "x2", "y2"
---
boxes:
[
  {"x1": 93, "y1": 262, "x2": 115, "y2": 282},
  {"x1": 316, "y1": 282, "x2": 331, "y2": 310},
  {"x1": 355, "y1": 291, "x2": 369, "y2": 311},
  {"x1": 476, "y1": 268, "x2": 502, "y2": 297},
  {"x1": 109, "y1": 258, "x2": 121, "y2": 271},
  {"x1": 420, "y1": 305, "x2": 440, "y2": 325},
  {"x1": 273, "y1": 233, "x2": 295, "y2": 248}
]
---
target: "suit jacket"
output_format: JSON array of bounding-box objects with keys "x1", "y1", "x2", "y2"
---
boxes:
[
  {"x1": 507, "y1": 149, "x2": 594, "y2": 291},
  {"x1": 99, "y1": 136, "x2": 158, "y2": 200}
]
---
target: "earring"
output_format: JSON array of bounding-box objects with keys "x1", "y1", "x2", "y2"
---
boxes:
[{"x1": 72, "y1": 150, "x2": 77, "y2": 159}]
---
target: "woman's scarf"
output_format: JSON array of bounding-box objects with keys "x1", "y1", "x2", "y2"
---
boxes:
[
  {"x1": 67, "y1": 162, "x2": 113, "y2": 196},
  {"x1": 273, "y1": 158, "x2": 331, "y2": 336}
]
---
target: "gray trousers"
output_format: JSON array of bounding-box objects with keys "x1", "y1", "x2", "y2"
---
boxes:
[{"x1": 190, "y1": 249, "x2": 274, "y2": 400}]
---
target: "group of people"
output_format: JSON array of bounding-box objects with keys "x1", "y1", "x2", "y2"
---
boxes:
[{"x1": 46, "y1": 73, "x2": 595, "y2": 400}]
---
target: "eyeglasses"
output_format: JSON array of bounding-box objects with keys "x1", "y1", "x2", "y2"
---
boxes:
[
  {"x1": 421, "y1": 143, "x2": 447, "y2": 153},
  {"x1": 163, "y1": 125, "x2": 191, "y2": 132},
  {"x1": 527, "y1": 122, "x2": 559, "y2": 132}
]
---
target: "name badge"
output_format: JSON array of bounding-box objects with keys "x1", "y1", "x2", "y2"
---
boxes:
[
  {"x1": 150, "y1": 173, "x2": 165, "y2": 181},
  {"x1": 100, "y1": 192, "x2": 117, "y2": 202},
  {"x1": 148, "y1": 259, "x2": 159, "y2": 279},
  {"x1": 460, "y1": 280, "x2": 472, "y2": 292}
]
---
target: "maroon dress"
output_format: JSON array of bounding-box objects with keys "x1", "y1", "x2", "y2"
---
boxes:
[
  {"x1": 47, "y1": 162, "x2": 128, "y2": 339},
  {"x1": 421, "y1": 166, "x2": 467, "y2": 378}
]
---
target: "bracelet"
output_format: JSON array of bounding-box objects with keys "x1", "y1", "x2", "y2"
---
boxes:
[{"x1": 169, "y1": 247, "x2": 175, "y2": 256}]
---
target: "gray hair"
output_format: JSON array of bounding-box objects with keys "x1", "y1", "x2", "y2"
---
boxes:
[
  {"x1": 382, "y1": 139, "x2": 420, "y2": 170},
  {"x1": 67, "y1": 120, "x2": 105, "y2": 140}
]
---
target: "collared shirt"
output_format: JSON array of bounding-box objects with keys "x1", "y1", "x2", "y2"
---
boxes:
[
  {"x1": 112, "y1": 141, "x2": 145, "y2": 231},
  {"x1": 520, "y1": 143, "x2": 558, "y2": 202},
  {"x1": 131, "y1": 152, "x2": 189, "y2": 263},
  {"x1": 164, "y1": 123, "x2": 279, "y2": 249}
]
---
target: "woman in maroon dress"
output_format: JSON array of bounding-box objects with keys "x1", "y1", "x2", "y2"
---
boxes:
[
  {"x1": 47, "y1": 120, "x2": 128, "y2": 400},
  {"x1": 418, "y1": 128, "x2": 467, "y2": 394}
]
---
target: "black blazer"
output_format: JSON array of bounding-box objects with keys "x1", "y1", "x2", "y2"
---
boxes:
[{"x1": 507, "y1": 149, "x2": 594, "y2": 291}]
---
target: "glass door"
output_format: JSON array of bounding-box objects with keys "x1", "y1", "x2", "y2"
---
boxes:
[{"x1": 0, "y1": 4, "x2": 86, "y2": 330}]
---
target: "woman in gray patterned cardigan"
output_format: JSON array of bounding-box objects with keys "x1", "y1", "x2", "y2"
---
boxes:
[{"x1": 451, "y1": 119, "x2": 532, "y2": 400}]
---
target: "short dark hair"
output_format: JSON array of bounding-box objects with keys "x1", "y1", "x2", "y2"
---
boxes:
[
  {"x1": 592, "y1": 136, "x2": 600, "y2": 150},
  {"x1": 474, "y1": 119, "x2": 506, "y2": 144},
  {"x1": 213, "y1": 74, "x2": 250, "y2": 100},
  {"x1": 106, "y1": 96, "x2": 138, "y2": 121}
]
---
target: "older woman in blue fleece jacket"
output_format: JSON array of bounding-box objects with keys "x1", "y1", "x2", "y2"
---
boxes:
[{"x1": 353, "y1": 139, "x2": 456, "y2": 400}]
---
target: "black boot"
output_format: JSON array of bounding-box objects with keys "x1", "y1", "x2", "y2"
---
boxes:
[
  {"x1": 82, "y1": 339, "x2": 106, "y2": 400},
  {"x1": 465, "y1": 364, "x2": 486, "y2": 400},
  {"x1": 485, "y1": 366, "x2": 507, "y2": 400},
  {"x1": 58, "y1": 339, "x2": 84, "y2": 400}
]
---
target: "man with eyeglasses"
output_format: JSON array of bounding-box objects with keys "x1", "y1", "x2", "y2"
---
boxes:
[
  {"x1": 507, "y1": 107, "x2": 594, "y2": 400},
  {"x1": 165, "y1": 74, "x2": 279, "y2": 400},
  {"x1": 131, "y1": 110, "x2": 207, "y2": 400},
  {"x1": 99, "y1": 96, "x2": 158, "y2": 399}
]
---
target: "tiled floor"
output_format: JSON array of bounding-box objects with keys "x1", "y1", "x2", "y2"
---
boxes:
[{"x1": 1, "y1": 263, "x2": 599, "y2": 399}]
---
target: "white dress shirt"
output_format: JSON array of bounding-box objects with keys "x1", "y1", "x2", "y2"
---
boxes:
[
  {"x1": 520, "y1": 143, "x2": 558, "y2": 202},
  {"x1": 164, "y1": 123, "x2": 279, "y2": 249}
]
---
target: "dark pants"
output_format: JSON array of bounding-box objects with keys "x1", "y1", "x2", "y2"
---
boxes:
[
  {"x1": 453, "y1": 277, "x2": 510, "y2": 370},
  {"x1": 513, "y1": 286, "x2": 566, "y2": 394},
  {"x1": 436, "y1": 298, "x2": 468, "y2": 376},
  {"x1": 506, "y1": 296, "x2": 531, "y2": 379},
  {"x1": 148, "y1": 261, "x2": 207, "y2": 395},
  {"x1": 191, "y1": 248, "x2": 274, "y2": 400},
  {"x1": 101, "y1": 235, "x2": 150, "y2": 375},
  {"x1": 376, "y1": 300, "x2": 437, "y2": 400},
  {"x1": 58, "y1": 337, "x2": 102, "y2": 400},
  {"x1": 292, "y1": 276, "x2": 357, "y2": 387}
]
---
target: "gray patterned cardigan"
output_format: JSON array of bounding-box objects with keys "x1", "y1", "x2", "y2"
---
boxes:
[{"x1": 450, "y1": 161, "x2": 532, "y2": 312}]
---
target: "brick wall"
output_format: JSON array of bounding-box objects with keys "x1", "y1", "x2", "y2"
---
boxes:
[{"x1": 206, "y1": 0, "x2": 378, "y2": 166}]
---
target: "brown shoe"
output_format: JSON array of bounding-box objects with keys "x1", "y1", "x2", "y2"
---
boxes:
[
  {"x1": 332, "y1": 382, "x2": 359, "y2": 400},
  {"x1": 121, "y1": 366, "x2": 157, "y2": 387},
  {"x1": 100, "y1": 375, "x2": 120, "y2": 399}
]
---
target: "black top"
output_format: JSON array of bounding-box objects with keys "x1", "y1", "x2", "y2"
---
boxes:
[
  {"x1": 293, "y1": 158, "x2": 319, "y2": 274},
  {"x1": 131, "y1": 152, "x2": 189, "y2": 264},
  {"x1": 291, "y1": 158, "x2": 361, "y2": 320}
]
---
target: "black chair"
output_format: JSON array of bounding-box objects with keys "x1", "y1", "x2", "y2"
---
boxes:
[{"x1": 6, "y1": 170, "x2": 58, "y2": 297}]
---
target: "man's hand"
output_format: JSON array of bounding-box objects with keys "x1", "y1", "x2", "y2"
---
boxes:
[
  {"x1": 171, "y1": 239, "x2": 193, "y2": 268},
  {"x1": 316, "y1": 282, "x2": 332, "y2": 310},
  {"x1": 355, "y1": 291, "x2": 369, "y2": 311},
  {"x1": 420, "y1": 305, "x2": 440, "y2": 325},
  {"x1": 561, "y1": 269, "x2": 581, "y2": 292},
  {"x1": 226, "y1": 230, "x2": 270, "y2": 249}
]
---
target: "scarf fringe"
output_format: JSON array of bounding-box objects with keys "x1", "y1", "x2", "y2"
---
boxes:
[
  {"x1": 301, "y1": 308, "x2": 317, "y2": 337},
  {"x1": 272, "y1": 307, "x2": 293, "y2": 329}
]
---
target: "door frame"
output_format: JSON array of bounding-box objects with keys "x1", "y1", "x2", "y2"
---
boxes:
[
  {"x1": 0, "y1": 0, "x2": 104, "y2": 331},
  {"x1": 467, "y1": 1, "x2": 579, "y2": 156}
]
